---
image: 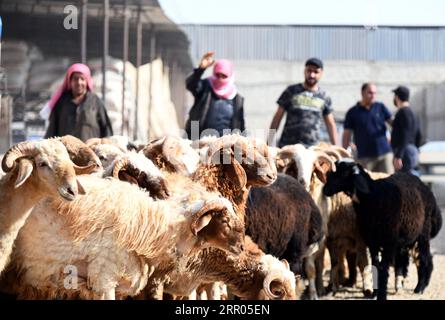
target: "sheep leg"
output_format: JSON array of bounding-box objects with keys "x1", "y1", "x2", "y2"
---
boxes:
[
  {"x1": 304, "y1": 256, "x2": 318, "y2": 300},
  {"x1": 314, "y1": 243, "x2": 326, "y2": 296},
  {"x1": 326, "y1": 239, "x2": 344, "y2": 295},
  {"x1": 357, "y1": 245, "x2": 373, "y2": 298},
  {"x1": 414, "y1": 238, "x2": 433, "y2": 294},
  {"x1": 369, "y1": 247, "x2": 380, "y2": 299},
  {"x1": 376, "y1": 250, "x2": 392, "y2": 301},
  {"x1": 344, "y1": 251, "x2": 357, "y2": 287},
  {"x1": 394, "y1": 247, "x2": 409, "y2": 292}
]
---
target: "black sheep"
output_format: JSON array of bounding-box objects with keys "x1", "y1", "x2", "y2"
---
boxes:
[
  {"x1": 323, "y1": 159, "x2": 442, "y2": 300},
  {"x1": 246, "y1": 173, "x2": 323, "y2": 276}
]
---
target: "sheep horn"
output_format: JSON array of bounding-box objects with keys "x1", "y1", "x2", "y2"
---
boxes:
[
  {"x1": 85, "y1": 137, "x2": 103, "y2": 147},
  {"x1": 263, "y1": 271, "x2": 286, "y2": 300},
  {"x1": 315, "y1": 151, "x2": 336, "y2": 172},
  {"x1": 206, "y1": 137, "x2": 238, "y2": 164},
  {"x1": 322, "y1": 149, "x2": 342, "y2": 161},
  {"x1": 112, "y1": 157, "x2": 130, "y2": 178},
  {"x1": 330, "y1": 145, "x2": 352, "y2": 158},
  {"x1": 141, "y1": 137, "x2": 166, "y2": 159},
  {"x1": 2, "y1": 141, "x2": 39, "y2": 173},
  {"x1": 72, "y1": 162, "x2": 100, "y2": 175},
  {"x1": 277, "y1": 147, "x2": 297, "y2": 160}
]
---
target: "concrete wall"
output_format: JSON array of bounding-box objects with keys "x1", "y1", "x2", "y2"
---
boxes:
[
  {"x1": 421, "y1": 82, "x2": 445, "y2": 140},
  {"x1": 183, "y1": 60, "x2": 445, "y2": 141}
]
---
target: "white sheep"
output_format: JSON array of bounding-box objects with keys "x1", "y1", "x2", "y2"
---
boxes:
[
  {"x1": 0, "y1": 139, "x2": 87, "y2": 276},
  {"x1": 6, "y1": 174, "x2": 244, "y2": 300}
]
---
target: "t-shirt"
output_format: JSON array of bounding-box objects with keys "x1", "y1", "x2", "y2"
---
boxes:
[
  {"x1": 391, "y1": 107, "x2": 422, "y2": 158},
  {"x1": 204, "y1": 96, "x2": 234, "y2": 136},
  {"x1": 344, "y1": 102, "x2": 392, "y2": 158},
  {"x1": 277, "y1": 83, "x2": 333, "y2": 147}
]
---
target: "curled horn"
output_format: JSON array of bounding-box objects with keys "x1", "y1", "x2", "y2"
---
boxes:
[
  {"x1": 2, "y1": 141, "x2": 38, "y2": 173},
  {"x1": 319, "y1": 149, "x2": 342, "y2": 162},
  {"x1": 277, "y1": 145, "x2": 299, "y2": 160},
  {"x1": 315, "y1": 151, "x2": 336, "y2": 172},
  {"x1": 263, "y1": 271, "x2": 286, "y2": 300},
  {"x1": 141, "y1": 137, "x2": 166, "y2": 159},
  {"x1": 72, "y1": 163, "x2": 100, "y2": 175},
  {"x1": 330, "y1": 145, "x2": 352, "y2": 158},
  {"x1": 85, "y1": 137, "x2": 103, "y2": 147},
  {"x1": 206, "y1": 139, "x2": 236, "y2": 164},
  {"x1": 112, "y1": 157, "x2": 130, "y2": 178}
]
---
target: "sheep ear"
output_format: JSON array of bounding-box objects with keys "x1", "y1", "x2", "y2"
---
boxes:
[
  {"x1": 14, "y1": 159, "x2": 34, "y2": 188},
  {"x1": 192, "y1": 213, "x2": 213, "y2": 236},
  {"x1": 281, "y1": 259, "x2": 290, "y2": 270},
  {"x1": 224, "y1": 154, "x2": 247, "y2": 190},
  {"x1": 76, "y1": 179, "x2": 86, "y2": 195},
  {"x1": 314, "y1": 162, "x2": 327, "y2": 184}
]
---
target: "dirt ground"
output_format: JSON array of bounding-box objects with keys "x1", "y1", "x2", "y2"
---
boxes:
[{"x1": 322, "y1": 183, "x2": 445, "y2": 300}]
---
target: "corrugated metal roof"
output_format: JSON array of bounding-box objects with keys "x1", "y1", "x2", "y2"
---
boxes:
[{"x1": 180, "y1": 25, "x2": 445, "y2": 63}]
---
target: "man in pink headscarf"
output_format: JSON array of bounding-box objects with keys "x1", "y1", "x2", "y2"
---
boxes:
[
  {"x1": 43, "y1": 63, "x2": 113, "y2": 141},
  {"x1": 185, "y1": 51, "x2": 245, "y2": 139}
]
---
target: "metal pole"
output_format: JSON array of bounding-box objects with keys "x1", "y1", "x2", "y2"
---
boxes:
[
  {"x1": 80, "y1": 0, "x2": 87, "y2": 64},
  {"x1": 148, "y1": 27, "x2": 156, "y2": 140},
  {"x1": 122, "y1": 0, "x2": 129, "y2": 136},
  {"x1": 102, "y1": 0, "x2": 109, "y2": 106},
  {"x1": 134, "y1": 6, "x2": 142, "y2": 141}
]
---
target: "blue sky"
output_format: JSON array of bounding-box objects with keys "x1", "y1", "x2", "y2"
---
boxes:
[{"x1": 158, "y1": 0, "x2": 445, "y2": 26}]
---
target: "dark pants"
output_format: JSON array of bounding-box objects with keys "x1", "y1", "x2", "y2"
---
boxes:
[{"x1": 400, "y1": 144, "x2": 419, "y2": 175}]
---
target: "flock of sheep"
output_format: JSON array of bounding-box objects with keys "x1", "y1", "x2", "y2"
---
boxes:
[{"x1": 0, "y1": 133, "x2": 442, "y2": 300}]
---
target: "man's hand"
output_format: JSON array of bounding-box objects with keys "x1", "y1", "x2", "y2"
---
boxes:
[
  {"x1": 393, "y1": 157, "x2": 403, "y2": 170},
  {"x1": 199, "y1": 51, "x2": 215, "y2": 69}
]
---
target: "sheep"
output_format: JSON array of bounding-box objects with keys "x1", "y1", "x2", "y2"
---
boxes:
[
  {"x1": 144, "y1": 236, "x2": 297, "y2": 300},
  {"x1": 323, "y1": 159, "x2": 442, "y2": 300},
  {"x1": 138, "y1": 134, "x2": 278, "y2": 299},
  {"x1": 0, "y1": 139, "x2": 88, "y2": 276},
  {"x1": 326, "y1": 170, "x2": 388, "y2": 297},
  {"x1": 245, "y1": 173, "x2": 323, "y2": 280},
  {"x1": 5, "y1": 174, "x2": 244, "y2": 300},
  {"x1": 274, "y1": 143, "x2": 335, "y2": 299}
]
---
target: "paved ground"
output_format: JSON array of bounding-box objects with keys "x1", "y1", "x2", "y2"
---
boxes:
[{"x1": 323, "y1": 183, "x2": 445, "y2": 300}]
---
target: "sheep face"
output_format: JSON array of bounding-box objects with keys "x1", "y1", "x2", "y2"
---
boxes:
[
  {"x1": 195, "y1": 210, "x2": 245, "y2": 256},
  {"x1": 206, "y1": 137, "x2": 278, "y2": 187},
  {"x1": 239, "y1": 143, "x2": 277, "y2": 187},
  {"x1": 91, "y1": 144, "x2": 126, "y2": 169},
  {"x1": 189, "y1": 198, "x2": 245, "y2": 256},
  {"x1": 323, "y1": 160, "x2": 368, "y2": 197},
  {"x1": 2, "y1": 140, "x2": 85, "y2": 201}
]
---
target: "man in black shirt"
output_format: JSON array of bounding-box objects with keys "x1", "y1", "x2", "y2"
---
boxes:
[
  {"x1": 391, "y1": 85, "x2": 422, "y2": 174},
  {"x1": 269, "y1": 58, "x2": 338, "y2": 147}
]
